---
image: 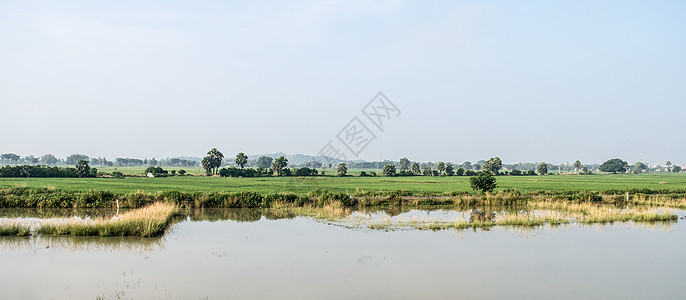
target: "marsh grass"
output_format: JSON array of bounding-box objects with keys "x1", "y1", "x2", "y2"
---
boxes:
[
  {"x1": 528, "y1": 200, "x2": 678, "y2": 224},
  {"x1": 0, "y1": 222, "x2": 31, "y2": 236},
  {"x1": 367, "y1": 211, "x2": 570, "y2": 231},
  {"x1": 629, "y1": 194, "x2": 686, "y2": 209},
  {"x1": 36, "y1": 202, "x2": 178, "y2": 237}
]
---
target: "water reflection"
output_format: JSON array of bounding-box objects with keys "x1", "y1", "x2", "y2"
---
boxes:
[
  {"x1": 0, "y1": 206, "x2": 680, "y2": 253},
  {"x1": 0, "y1": 235, "x2": 166, "y2": 253},
  {"x1": 0, "y1": 207, "x2": 123, "y2": 219},
  {"x1": 181, "y1": 207, "x2": 679, "y2": 234}
]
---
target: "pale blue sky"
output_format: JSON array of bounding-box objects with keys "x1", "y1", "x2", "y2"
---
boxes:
[{"x1": 1, "y1": 0, "x2": 684, "y2": 165}]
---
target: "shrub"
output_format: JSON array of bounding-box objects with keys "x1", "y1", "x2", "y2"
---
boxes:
[
  {"x1": 382, "y1": 164, "x2": 396, "y2": 177},
  {"x1": 469, "y1": 171, "x2": 497, "y2": 194}
]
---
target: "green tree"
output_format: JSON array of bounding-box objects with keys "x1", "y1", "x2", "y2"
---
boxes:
[
  {"x1": 40, "y1": 154, "x2": 58, "y2": 165},
  {"x1": 573, "y1": 160, "x2": 582, "y2": 174},
  {"x1": 235, "y1": 152, "x2": 248, "y2": 168},
  {"x1": 23, "y1": 155, "x2": 39, "y2": 164},
  {"x1": 411, "y1": 162, "x2": 420, "y2": 175},
  {"x1": 470, "y1": 171, "x2": 497, "y2": 194},
  {"x1": 537, "y1": 162, "x2": 548, "y2": 175},
  {"x1": 256, "y1": 156, "x2": 273, "y2": 169},
  {"x1": 666, "y1": 161, "x2": 672, "y2": 172},
  {"x1": 673, "y1": 166, "x2": 682, "y2": 173},
  {"x1": 437, "y1": 162, "x2": 446, "y2": 175},
  {"x1": 456, "y1": 167, "x2": 465, "y2": 176},
  {"x1": 66, "y1": 154, "x2": 89, "y2": 165},
  {"x1": 202, "y1": 148, "x2": 224, "y2": 175},
  {"x1": 1, "y1": 153, "x2": 21, "y2": 164},
  {"x1": 423, "y1": 167, "x2": 432, "y2": 176},
  {"x1": 483, "y1": 157, "x2": 502, "y2": 174},
  {"x1": 633, "y1": 162, "x2": 647, "y2": 174},
  {"x1": 382, "y1": 164, "x2": 396, "y2": 177},
  {"x1": 272, "y1": 156, "x2": 289, "y2": 176},
  {"x1": 445, "y1": 163, "x2": 455, "y2": 176},
  {"x1": 201, "y1": 157, "x2": 212, "y2": 175},
  {"x1": 582, "y1": 166, "x2": 590, "y2": 175},
  {"x1": 598, "y1": 158, "x2": 628, "y2": 174},
  {"x1": 337, "y1": 163, "x2": 348, "y2": 176},
  {"x1": 75, "y1": 160, "x2": 91, "y2": 178},
  {"x1": 399, "y1": 157, "x2": 411, "y2": 171}
]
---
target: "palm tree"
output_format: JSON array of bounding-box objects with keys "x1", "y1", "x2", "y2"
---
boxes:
[
  {"x1": 666, "y1": 161, "x2": 672, "y2": 173},
  {"x1": 573, "y1": 160, "x2": 581, "y2": 174},
  {"x1": 411, "y1": 162, "x2": 420, "y2": 175},
  {"x1": 337, "y1": 163, "x2": 347, "y2": 176},
  {"x1": 235, "y1": 152, "x2": 248, "y2": 168},
  {"x1": 437, "y1": 162, "x2": 446, "y2": 175},
  {"x1": 204, "y1": 148, "x2": 224, "y2": 175}
]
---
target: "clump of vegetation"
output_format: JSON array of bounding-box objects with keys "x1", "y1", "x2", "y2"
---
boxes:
[
  {"x1": 470, "y1": 171, "x2": 497, "y2": 194},
  {"x1": 0, "y1": 223, "x2": 31, "y2": 236},
  {"x1": 469, "y1": 209, "x2": 495, "y2": 222},
  {"x1": 38, "y1": 202, "x2": 178, "y2": 237}
]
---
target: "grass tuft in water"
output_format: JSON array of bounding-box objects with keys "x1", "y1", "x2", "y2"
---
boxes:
[{"x1": 37, "y1": 202, "x2": 178, "y2": 237}]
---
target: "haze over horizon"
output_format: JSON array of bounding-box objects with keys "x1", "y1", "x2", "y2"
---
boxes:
[{"x1": 2, "y1": 1, "x2": 684, "y2": 165}]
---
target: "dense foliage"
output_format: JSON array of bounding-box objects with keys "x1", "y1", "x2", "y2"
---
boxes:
[
  {"x1": 470, "y1": 171, "x2": 497, "y2": 194},
  {"x1": 599, "y1": 158, "x2": 629, "y2": 174},
  {"x1": 0, "y1": 164, "x2": 96, "y2": 178}
]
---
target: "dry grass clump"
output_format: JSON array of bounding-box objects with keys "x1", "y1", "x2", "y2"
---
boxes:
[
  {"x1": 367, "y1": 211, "x2": 569, "y2": 231},
  {"x1": 0, "y1": 222, "x2": 31, "y2": 236},
  {"x1": 37, "y1": 202, "x2": 178, "y2": 237},
  {"x1": 528, "y1": 200, "x2": 678, "y2": 224},
  {"x1": 629, "y1": 194, "x2": 686, "y2": 209}
]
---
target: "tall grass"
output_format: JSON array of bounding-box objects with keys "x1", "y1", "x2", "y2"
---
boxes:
[
  {"x1": 528, "y1": 200, "x2": 678, "y2": 224},
  {"x1": 0, "y1": 222, "x2": 31, "y2": 236},
  {"x1": 37, "y1": 202, "x2": 178, "y2": 237}
]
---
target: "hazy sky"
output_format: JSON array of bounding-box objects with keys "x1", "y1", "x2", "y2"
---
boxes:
[{"x1": 1, "y1": 0, "x2": 684, "y2": 165}]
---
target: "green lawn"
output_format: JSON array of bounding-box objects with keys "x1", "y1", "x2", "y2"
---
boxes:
[{"x1": 1, "y1": 173, "x2": 685, "y2": 195}]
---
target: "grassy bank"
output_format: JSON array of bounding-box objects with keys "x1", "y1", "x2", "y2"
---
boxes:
[
  {"x1": 0, "y1": 202, "x2": 178, "y2": 237},
  {"x1": 2, "y1": 186, "x2": 686, "y2": 210},
  {"x1": 1, "y1": 173, "x2": 686, "y2": 195}
]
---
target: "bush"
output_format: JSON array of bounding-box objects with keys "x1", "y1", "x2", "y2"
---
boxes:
[
  {"x1": 294, "y1": 167, "x2": 318, "y2": 176},
  {"x1": 145, "y1": 167, "x2": 168, "y2": 176},
  {"x1": 219, "y1": 167, "x2": 260, "y2": 177},
  {"x1": 455, "y1": 167, "x2": 465, "y2": 176},
  {"x1": 469, "y1": 171, "x2": 497, "y2": 194}
]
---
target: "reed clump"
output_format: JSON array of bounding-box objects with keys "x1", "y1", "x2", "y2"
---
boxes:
[
  {"x1": 528, "y1": 200, "x2": 678, "y2": 224},
  {"x1": 0, "y1": 223, "x2": 31, "y2": 236},
  {"x1": 367, "y1": 211, "x2": 569, "y2": 231},
  {"x1": 38, "y1": 202, "x2": 178, "y2": 237}
]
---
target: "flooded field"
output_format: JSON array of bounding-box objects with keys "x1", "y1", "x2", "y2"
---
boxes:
[{"x1": 1, "y1": 207, "x2": 685, "y2": 299}]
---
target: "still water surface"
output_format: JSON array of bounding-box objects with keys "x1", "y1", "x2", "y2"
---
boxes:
[{"x1": 1, "y1": 208, "x2": 684, "y2": 299}]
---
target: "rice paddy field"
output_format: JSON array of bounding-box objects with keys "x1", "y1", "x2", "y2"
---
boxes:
[{"x1": 0, "y1": 172, "x2": 685, "y2": 195}]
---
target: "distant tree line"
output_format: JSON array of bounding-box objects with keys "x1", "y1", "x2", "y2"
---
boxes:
[{"x1": 0, "y1": 161, "x2": 96, "y2": 178}]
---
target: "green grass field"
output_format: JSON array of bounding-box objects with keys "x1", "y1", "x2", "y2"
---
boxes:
[{"x1": 1, "y1": 172, "x2": 685, "y2": 195}]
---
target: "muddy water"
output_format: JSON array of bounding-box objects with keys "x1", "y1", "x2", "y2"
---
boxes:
[{"x1": 0, "y1": 208, "x2": 684, "y2": 299}]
